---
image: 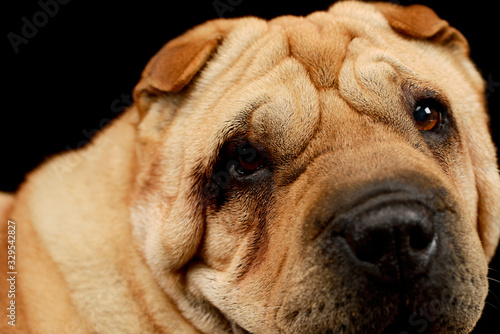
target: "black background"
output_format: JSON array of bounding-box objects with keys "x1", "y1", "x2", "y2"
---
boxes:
[{"x1": 3, "y1": 0, "x2": 500, "y2": 332}]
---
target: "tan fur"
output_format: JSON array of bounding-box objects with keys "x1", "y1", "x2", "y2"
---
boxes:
[{"x1": 2, "y1": 1, "x2": 499, "y2": 333}]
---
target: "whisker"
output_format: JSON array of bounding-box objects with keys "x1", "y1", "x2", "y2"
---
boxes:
[
  {"x1": 486, "y1": 289, "x2": 500, "y2": 309},
  {"x1": 488, "y1": 267, "x2": 500, "y2": 275},
  {"x1": 487, "y1": 277, "x2": 500, "y2": 285},
  {"x1": 486, "y1": 300, "x2": 499, "y2": 310}
]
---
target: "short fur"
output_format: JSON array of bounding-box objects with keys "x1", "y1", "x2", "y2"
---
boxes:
[{"x1": 1, "y1": 1, "x2": 499, "y2": 333}]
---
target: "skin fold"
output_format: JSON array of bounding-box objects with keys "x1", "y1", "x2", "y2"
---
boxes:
[{"x1": 1, "y1": 1, "x2": 499, "y2": 333}]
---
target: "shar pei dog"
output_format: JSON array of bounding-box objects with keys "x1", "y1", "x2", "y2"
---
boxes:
[{"x1": 1, "y1": 1, "x2": 499, "y2": 333}]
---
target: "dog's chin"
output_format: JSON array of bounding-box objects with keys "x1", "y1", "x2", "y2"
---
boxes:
[
  {"x1": 267, "y1": 269, "x2": 485, "y2": 334},
  {"x1": 271, "y1": 305, "x2": 478, "y2": 334}
]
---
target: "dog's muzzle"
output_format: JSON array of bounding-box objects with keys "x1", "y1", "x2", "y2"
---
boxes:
[{"x1": 318, "y1": 181, "x2": 445, "y2": 286}]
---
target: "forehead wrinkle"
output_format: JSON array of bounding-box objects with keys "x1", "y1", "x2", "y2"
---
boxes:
[
  {"x1": 219, "y1": 98, "x2": 269, "y2": 142},
  {"x1": 249, "y1": 85, "x2": 322, "y2": 172},
  {"x1": 283, "y1": 15, "x2": 357, "y2": 90}
]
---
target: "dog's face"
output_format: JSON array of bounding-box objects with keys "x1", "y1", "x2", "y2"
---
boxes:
[{"x1": 130, "y1": 2, "x2": 500, "y2": 333}]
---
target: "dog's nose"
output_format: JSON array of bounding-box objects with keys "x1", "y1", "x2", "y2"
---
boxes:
[{"x1": 342, "y1": 200, "x2": 437, "y2": 283}]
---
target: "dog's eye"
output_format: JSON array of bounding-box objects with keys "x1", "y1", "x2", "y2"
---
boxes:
[
  {"x1": 236, "y1": 142, "x2": 266, "y2": 175},
  {"x1": 413, "y1": 100, "x2": 442, "y2": 131}
]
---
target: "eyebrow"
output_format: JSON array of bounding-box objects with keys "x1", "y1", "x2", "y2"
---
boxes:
[
  {"x1": 400, "y1": 79, "x2": 451, "y2": 111},
  {"x1": 217, "y1": 98, "x2": 269, "y2": 146},
  {"x1": 198, "y1": 98, "x2": 269, "y2": 175}
]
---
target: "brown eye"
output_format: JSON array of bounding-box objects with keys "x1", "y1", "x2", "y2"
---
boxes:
[
  {"x1": 236, "y1": 142, "x2": 265, "y2": 175},
  {"x1": 413, "y1": 101, "x2": 442, "y2": 131}
]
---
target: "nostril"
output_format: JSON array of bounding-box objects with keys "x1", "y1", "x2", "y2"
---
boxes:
[
  {"x1": 352, "y1": 229, "x2": 392, "y2": 264},
  {"x1": 409, "y1": 224, "x2": 434, "y2": 251}
]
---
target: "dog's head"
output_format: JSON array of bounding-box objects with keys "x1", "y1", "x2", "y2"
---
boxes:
[{"x1": 130, "y1": 2, "x2": 500, "y2": 333}]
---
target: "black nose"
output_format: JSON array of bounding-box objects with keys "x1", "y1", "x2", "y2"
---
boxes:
[{"x1": 342, "y1": 197, "x2": 437, "y2": 283}]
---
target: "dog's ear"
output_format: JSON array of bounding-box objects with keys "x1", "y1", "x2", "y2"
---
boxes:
[
  {"x1": 373, "y1": 2, "x2": 469, "y2": 55},
  {"x1": 133, "y1": 19, "x2": 234, "y2": 114}
]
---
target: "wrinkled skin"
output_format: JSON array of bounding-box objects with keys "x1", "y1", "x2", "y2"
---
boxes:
[
  {"x1": 130, "y1": 2, "x2": 500, "y2": 334},
  {"x1": 3, "y1": 2, "x2": 499, "y2": 334}
]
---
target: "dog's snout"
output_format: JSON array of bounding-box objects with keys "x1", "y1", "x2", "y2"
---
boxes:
[{"x1": 343, "y1": 201, "x2": 437, "y2": 282}]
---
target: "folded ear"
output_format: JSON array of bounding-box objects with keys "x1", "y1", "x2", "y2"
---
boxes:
[
  {"x1": 133, "y1": 19, "x2": 235, "y2": 114},
  {"x1": 373, "y1": 2, "x2": 469, "y2": 54}
]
